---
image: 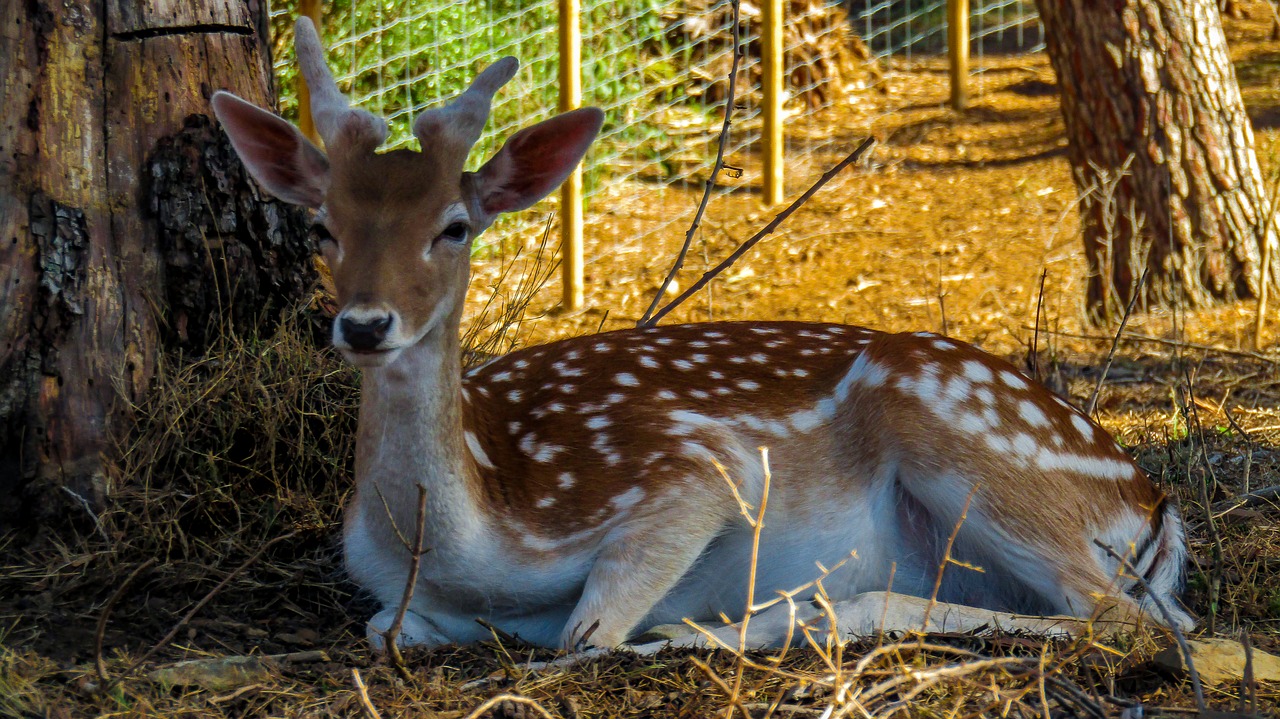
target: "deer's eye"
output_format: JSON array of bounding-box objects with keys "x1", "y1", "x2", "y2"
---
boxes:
[
  {"x1": 311, "y1": 222, "x2": 337, "y2": 249},
  {"x1": 438, "y1": 222, "x2": 470, "y2": 244}
]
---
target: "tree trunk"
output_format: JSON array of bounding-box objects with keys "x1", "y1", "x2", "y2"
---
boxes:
[
  {"x1": 1034, "y1": 0, "x2": 1280, "y2": 322},
  {"x1": 0, "y1": 0, "x2": 314, "y2": 523}
]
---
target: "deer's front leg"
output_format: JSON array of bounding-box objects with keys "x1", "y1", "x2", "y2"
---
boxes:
[{"x1": 562, "y1": 514, "x2": 724, "y2": 649}]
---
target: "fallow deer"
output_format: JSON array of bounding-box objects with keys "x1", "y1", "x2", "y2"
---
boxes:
[{"x1": 211, "y1": 18, "x2": 1191, "y2": 651}]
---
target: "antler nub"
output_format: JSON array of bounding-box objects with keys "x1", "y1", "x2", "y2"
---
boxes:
[
  {"x1": 413, "y1": 57, "x2": 519, "y2": 164},
  {"x1": 295, "y1": 17, "x2": 387, "y2": 151}
]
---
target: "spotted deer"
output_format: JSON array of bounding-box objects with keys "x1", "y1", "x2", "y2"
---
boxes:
[{"x1": 211, "y1": 18, "x2": 1191, "y2": 651}]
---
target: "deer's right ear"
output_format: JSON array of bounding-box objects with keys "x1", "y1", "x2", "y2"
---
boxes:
[{"x1": 212, "y1": 91, "x2": 330, "y2": 209}]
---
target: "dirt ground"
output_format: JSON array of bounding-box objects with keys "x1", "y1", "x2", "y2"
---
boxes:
[{"x1": 4, "y1": 5, "x2": 1280, "y2": 718}]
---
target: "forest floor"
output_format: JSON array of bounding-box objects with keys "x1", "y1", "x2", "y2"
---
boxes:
[{"x1": 4, "y1": 4, "x2": 1280, "y2": 718}]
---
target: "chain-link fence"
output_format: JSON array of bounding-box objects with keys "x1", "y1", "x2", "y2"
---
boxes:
[{"x1": 266, "y1": 1, "x2": 1042, "y2": 295}]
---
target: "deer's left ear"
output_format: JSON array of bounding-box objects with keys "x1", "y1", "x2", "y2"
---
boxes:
[
  {"x1": 472, "y1": 107, "x2": 603, "y2": 217},
  {"x1": 212, "y1": 91, "x2": 331, "y2": 209}
]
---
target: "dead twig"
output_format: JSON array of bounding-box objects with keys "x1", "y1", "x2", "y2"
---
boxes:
[
  {"x1": 461, "y1": 694, "x2": 557, "y2": 719},
  {"x1": 1024, "y1": 327, "x2": 1279, "y2": 363},
  {"x1": 351, "y1": 668, "x2": 383, "y2": 719},
  {"x1": 383, "y1": 484, "x2": 429, "y2": 681},
  {"x1": 638, "y1": 0, "x2": 744, "y2": 327},
  {"x1": 1086, "y1": 267, "x2": 1147, "y2": 416},
  {"x1": 645, "y1": 137, "x2": 875, "y2": 326},
  {"x1": 1211, "y1": 485, "x2": 1280, "y2": 516},
  {"x1": 95, "y1": 558, "x2": 157, "y2": 684},
  {"x1": 1030, "y1": 269, "x2": 1047, "y2": 383},
  {"x1": 1093, "y1": 540, "x2": 1204, "y2": 713},
  {"x1": 921, "y1": 488, "x2": 978, "y2": 632}
]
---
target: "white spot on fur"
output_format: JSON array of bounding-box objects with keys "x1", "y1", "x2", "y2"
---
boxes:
[
  {"x1": 615, "y1": 372, "x2": 639, "y2": 387},
  {"x1": 558, "y1": 473, "x2": 576, "y2": 489},
  {"x1": 1011, "y1": 432, "x2": 1039, "y2": 457},
  {"x1": 536, "y1": 496, "x2": 555, "y2": 509},
  {"x1": 657, "y1": 389, "x2": 678, "y2": 400},
  {"x1": 709, "y1": 370, "x2": 724, "y2": 380},
  {"x1": 594, "y1": 343, "x2": 611, "y2": 352},
  {"x1": 689, "y1": 340, "x2": 710, "y2": 348},
  {"x1": 962, "y1": 361, "x2": 993, "y2": 383},
  {"x1": 1035, "y1": 451, "x2": 1133, "y2": 480},
  {"x1": 639, "y1": 356, "x2": 659, "y2": 369},
  {"x1": 835, "y1": 353, "x2": 890, "y2": 401},
  {"x1": 519, "y1": 434, "x2": 537, "y2": 454},
  {"x1": 690, "y1": 389, "x2": 710, "y2": 400},
  {"x1": 554, "y1": 362, "x2": 585, "y2": 378},
  {"x1": 506, "y1": 390, "x2": 523, "y2": 403},
  {"x1": 672, "y1": 360, "x2": 694, "y2": 370},
  {"x1": 691, "y1": 354, "x2": 710, "y2": 363},
  {"x1": 514, "y1": 359, "x2": 529, "y2": 369},
  {"x1": 586, "y1": 415, "x2": 610, "y2": 430},
  {"x1": 932, "y1": 339, "x2": 954, "y2": 350},
  {"x1": 492, "y1": 371, "x2": 512, "y2": 382},
  {"x1": 1000, "y1": 371, "x2": 1028, "y2": 389},
  {"x1": 750, "y1": 353, "x2": 768, "y2": 363},
  {"x1": 1071, "y1": 414, "x2": 1094, "y2": 439},
  {"x1": 533, "y1": 444, "x2": 563, "y2": 463},
  {"x1": 737, "y1": 379, "x2": 761, "y2": 391},
  {"x1": 508, "y1": 421, "x2": 522, "y2": 434},
  {"x1": 789, "y1": 408, "x2": 826, "y2": 432},
  {"x1": 611, "y1": 486, "x2": 645, "y2": 510},
  {"x1": 1018, "y1": 400, "x2": 1049, "y2": 427},
  {"x1": 465, "y1": 431, "x2": 495, "y2": 469}
]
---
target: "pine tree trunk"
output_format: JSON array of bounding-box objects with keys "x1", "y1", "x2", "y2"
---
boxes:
[
  {"x1": 0, "y1": 0, "x2": 314, "y2": 523},
  {"x1": 1034, "y1": 0, "x2": 1280, "y2": 322}
]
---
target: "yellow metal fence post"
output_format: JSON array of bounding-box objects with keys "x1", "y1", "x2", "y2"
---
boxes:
[
  {"x1": 761, "y1": 0, "x2": 784, "y2": 206},
  {"x1": 948, "y1": 0, "x2": 969, "y2": 110},
  {"x1": 297, "y1": 0, "x2": 323, "y2": 145},
  {"x1": 559, "y1": 0, "x2": 584, "y2": 310}
]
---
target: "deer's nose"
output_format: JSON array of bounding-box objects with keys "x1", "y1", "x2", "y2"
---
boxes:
[{"x1": 338, "y1": 313, "x2": 393, "y2": 351}]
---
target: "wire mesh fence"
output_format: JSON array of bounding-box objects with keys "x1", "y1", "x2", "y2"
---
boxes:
[
  {"x1": 848, "y1": 0, "x2": 1042, "y2": 63},
  {"x1": 266, "y1": 1, "x2": 1043, "y2": 297}
]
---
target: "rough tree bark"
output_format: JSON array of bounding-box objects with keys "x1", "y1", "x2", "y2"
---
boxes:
[
  {"x1": 1035, "y1": 0, "x2": 1280, "y2": 321},
  {"x1": 0, "y1": 0, "x2": 314, "y2": 523}
]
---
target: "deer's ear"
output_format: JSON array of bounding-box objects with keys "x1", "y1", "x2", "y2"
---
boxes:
[
  {"x1": 212, "y1": 91, "x2": 330, "y2": 209},
  {"x1": 473, "y1": 107, "x2": 603, "y2": 217}
]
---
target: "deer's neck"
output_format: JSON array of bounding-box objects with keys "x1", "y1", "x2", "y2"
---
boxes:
[{"x1": 355, "y1": 326, "x2": 483, "y2": 548}]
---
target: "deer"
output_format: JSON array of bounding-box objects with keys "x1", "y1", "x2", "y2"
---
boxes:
[{"x1": 210, "y1": 18, "x2": 1192, "y2": 652}]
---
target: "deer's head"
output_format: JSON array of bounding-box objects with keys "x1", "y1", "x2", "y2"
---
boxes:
[{"x1": 212, "y1": 19, "x2": 602, "y2": 367}]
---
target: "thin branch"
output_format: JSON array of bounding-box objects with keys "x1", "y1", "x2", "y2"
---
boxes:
[
  {"x1": 461, "y1": 694, "x2": 556, "y2": 719},
  {"x1": 1086, "y1": 268, "x2": 1147, "y2": 416},
  {"x1": 645, "y1": 137, "x2": 875, "y2": 327},
  {"x1": 1093, "y1": 540, "x2": 1204, "y2": 713},
  {"x1": 95, "y1": 558, "x2": 157, "y2": 684},
  {"x1": 638, "y1": 0, "x2": 744, "y2": 327},
  {"x1": 1021, "y1": 327, "x2": 1279, "y2": 363},
  {"x1": 1031, "y1": 268, "x2": 1048, "y2": 383},
  {"x1": 351, "y1": 668, "x2": 384, "y2": 719},
  {"x1": 383, "y1": 484, "x2": 429, "y2": 681},
  {"x1": 921, "y1": 488, "x2": 976, "y2": 631}
]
